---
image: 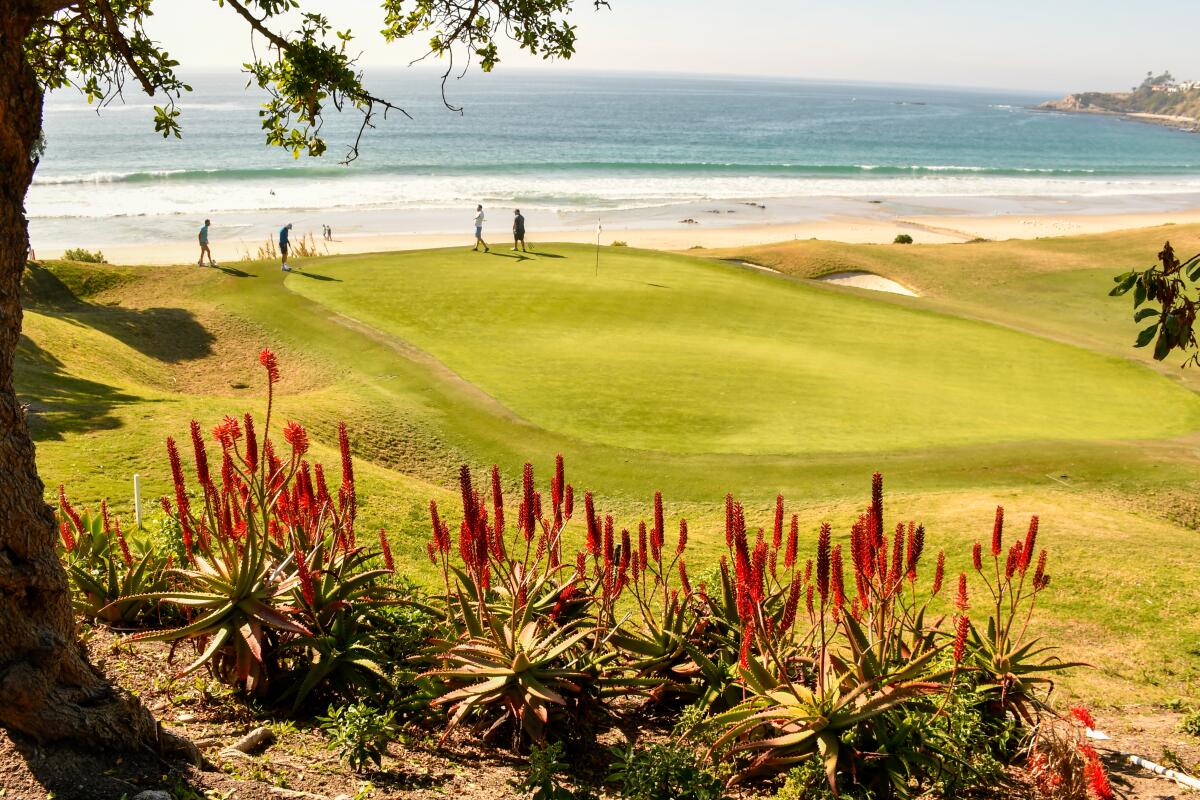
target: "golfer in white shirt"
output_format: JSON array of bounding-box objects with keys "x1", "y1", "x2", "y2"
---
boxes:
[{"x1": 472, "y1": 204, "x2": 489, "y2": 252}]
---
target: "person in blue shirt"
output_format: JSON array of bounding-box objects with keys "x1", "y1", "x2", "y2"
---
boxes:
[
  {"x1": 197, "y1": 219, "x2": 216, "y2": 267},
  {"x1": 279, "y1": 223, "x2": 293, "y2": 272}
]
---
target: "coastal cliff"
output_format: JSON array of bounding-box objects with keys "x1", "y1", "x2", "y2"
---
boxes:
[{"x1": 1040, "y1": 81, "x2": 1200, "y2": 132}]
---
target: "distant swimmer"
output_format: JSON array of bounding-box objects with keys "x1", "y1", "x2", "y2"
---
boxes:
[
  {"x1": 472, "y1": 204, "x2": 489, "y2": 253},
  {"x1": 197, "y1": 219, "x2": 216, "y2": 267},
  {"x1": 279, "y1": 223, "x2": 293, "y2": 272}
]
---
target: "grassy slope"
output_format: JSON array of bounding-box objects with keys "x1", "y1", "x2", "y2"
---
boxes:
[{"x1": 16, "y1": 234, "x2": 1200, "y2": 704}]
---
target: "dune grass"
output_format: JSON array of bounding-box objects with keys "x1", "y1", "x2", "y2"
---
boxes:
[{"x1": 15, "y1": 231, "x2": 1200, "y2": 705}]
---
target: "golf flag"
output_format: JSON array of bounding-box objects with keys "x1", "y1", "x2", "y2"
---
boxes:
[{"x1": 594, "y1": 218, "x2": 602, "y2": 276}]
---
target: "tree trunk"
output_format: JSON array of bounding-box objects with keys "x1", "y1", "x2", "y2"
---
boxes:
[{"x1": 0, "y1": 7, "x2": 190, "y2": 759}]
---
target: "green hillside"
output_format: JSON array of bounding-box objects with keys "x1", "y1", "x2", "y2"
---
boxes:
[{"x1": 17, "y1": 233, "x2": 1200, "y2": 702}]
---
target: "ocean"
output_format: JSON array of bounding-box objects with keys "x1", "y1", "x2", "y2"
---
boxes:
[{"x1": 27, "y1": 70, "x2": 1200, "y2": 248}]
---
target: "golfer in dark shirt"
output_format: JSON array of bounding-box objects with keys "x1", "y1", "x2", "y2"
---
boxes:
[{"x1": 512, "y1": 209, "x2": 527, "y2": 252}]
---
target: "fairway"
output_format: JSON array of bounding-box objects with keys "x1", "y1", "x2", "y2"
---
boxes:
[{"x1": 288, "y1": 245, "x2": 1200, "y2": 455}]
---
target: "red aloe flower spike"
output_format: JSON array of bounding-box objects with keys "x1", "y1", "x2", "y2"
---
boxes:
[
  {"x1": 259, "y1": 348, "x2": 280, "y2": 384},
  {"x1": 212, "y1": 415, "x2": 241, "y2": 450},
  {"x1": 282, "y1": 420, "x2": 309, "y2": 457},
  {"x1": 750, "y1": 538, "x2": 767, "y2": 602},
  {"x1": 816, "y1": 522, "x2": 831, "y2": 603},
  {"x1": 906, "y1": 522, "x2": 924, "y2": 582},
  {"x1": 991, "y1": 505, "x2": 1004, "y2": 557},
  {"x1": 521, "y1": 462, "x2": 535, "y2": 541},
  {"x1": 955, "y1": 573, "x2": 969, "y2": 611},
  {"x1": 781, "y1": 575, "x2": 801, "y2": 632},
  {"x1": 1033, "y1": 549, "x2": 1049, "y2": 590},
  {"x1": 649, "y1": 518, "x2": 662, "y2": 563},
  {"x1": 189, "y1": 419, "x2": 212, "y2": 487},
  {"x1": 652, "y1": 492, "x2": 665, "y2": 561},
  {"x1": 953, "y1": 614, "x2": 969, "y2": 663},
  {"x1": 242, "y1": 413, "x2": 258, "y2": 472},
  {"x1": 972, "y1": 541, "x2": 983, "y2": 571},
  {"x1": 785, "y1": 514, "x2": 798, "y2": 568},
  {"x1": 932, "y1": 550, "x2": 945, "y2": 596},
  {"x1": 575, "y1": 549, "x2": 587, "y2": 581},
  {"x1": 676, "y1": 518, "x2": 688, "y2": 556},
  {"x1": 165, "y1": 437, "x2": 194, "y2": 559},
  {"x1": 738, "y1": 621, "x2": 754, "y2": 668},
  {"x1": 805, "y1": 584, "x2": 815, "y2": 619},
  {"x1": 59, "y1": 521, "x2": 76, "y2": 552},
  {"x1": 57, "y1": 484, "x2": 84, "y2": 534},
  {"x1": 620, "y1": 529, "x2": 632, "y2": 575},
  {"x1": 724, "y1": 493, "x2": 734, "y2": 549},
  {"x1": 1070, "y1": 706, "x2": 1096, "y2": 729},
  {"x1": 638, "y1": 522, "x2": 648, "y2": 571},
  {"x1": 678, "y1": 559, "x2": 691, "y2": 594},
  {"x1": 564, "y1": 484, "x2": 574, "y2": 517},
  {"x1": 773, "y1": 494, "x2": 784, "y2": 550},
  {"x1": 831, "y1": 544, "x2": 846, "y2": 612},
  {"x1": 603, "y1": 516, "x2": 614, "y2": 570},
  {"x1": 552, "y1": 454, "x2": 565, "y2": 510},
  {"x1": 584, "y1": 492, "x2": 600, "y2": 555},
  {"x1": 1006, "y1": 541, "x2": 1021, "y2": 579},
  {"x1": 870, "y1": 472, "x2": 884, "y2": 544},
  {"x1": 804, "y1": 558, "x2": 813, "y2": 584},
  {"x1": 294, "y1": 541, "x2": 316, "y2": 606},
  {"x1": 490, "y1": 465, "x2": 505, "y2": 536},
  {"x1": 1080, "y1": 743, "x2": 1114, "y2": 800},
  {"x1": 429, "y1": 500, "x2": 445, "y2": 553},
  {"x1": 338, "y1": 422, "x2": 355, "y2": 494},
  {"x1": 888, "y1": 523, "x2": 904, "y2": 588},
  {"x1": 113, "y1": 518, "x2": 133, "y2": 566},
  {"x1": 458, "y1": 463, "x2": 477, "y2": 523},
  {"x1": 769, "y1": 546, "x2": 778, "y2": 581},
  {"x1": 100, "y1": 499, "x2": 111, "y2": 536},
  {"x1": 1020, "y1": 515, "x2": 1038, "y2": 574}
]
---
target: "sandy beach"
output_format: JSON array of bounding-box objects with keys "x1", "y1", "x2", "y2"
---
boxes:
[{"x1": 37, "y1": 206, "x2": 1200, "y2": 266}]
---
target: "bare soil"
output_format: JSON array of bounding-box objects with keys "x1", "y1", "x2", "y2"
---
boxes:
[{"x1": 2, "y1": 627, "x2": 1198, "y2": 800}]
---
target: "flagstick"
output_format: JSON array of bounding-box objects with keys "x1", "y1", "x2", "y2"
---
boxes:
[{"x1": 595, "y1": 218, "x2": 601, "y2": 278}]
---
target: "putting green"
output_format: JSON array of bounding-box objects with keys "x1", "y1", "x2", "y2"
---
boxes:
[{"x1": 287, "y1": 245, "x2": 1200, "y2": 456}]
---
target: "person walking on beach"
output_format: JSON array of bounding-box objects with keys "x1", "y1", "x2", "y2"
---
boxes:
[
  {"x1": 198, "y1": 219, "x2": 216, "y2": 267},
  {"x1": 279, "y1": 223, "x2": 294, "y2": 272},
  {"x1": 512, "y1": 209, "x2": 527, "y2": 252},
  {"x1": 472, "y1": 204, "x2": 489, "y2": 252}
]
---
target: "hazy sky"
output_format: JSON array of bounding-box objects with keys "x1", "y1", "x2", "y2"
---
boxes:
[{"x1": 144, "y1": 0, "x2": 1200, "y2": 94}]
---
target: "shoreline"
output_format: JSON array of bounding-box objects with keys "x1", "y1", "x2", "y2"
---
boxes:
[
  {"x1": 1036, "y1": 100, "x2": 1200, "y2": 133},
  {"x1": 34, "y1": 207, "x2": 1200, "y2": 266}
]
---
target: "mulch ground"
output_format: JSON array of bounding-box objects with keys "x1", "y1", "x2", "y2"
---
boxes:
[{"x1": 1, "y1": 627, "x2": 1198, "y2": 800}]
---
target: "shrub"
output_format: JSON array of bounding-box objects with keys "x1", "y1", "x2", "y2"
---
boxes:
[
  {"x1": 422, "y1": 459, "x2": 609, "y2": 750},
  {"x1": 317, "y1": 702, "x2": 399, "y2": 772},
  {"x1": 62, "y1": 247, "x2": 107, "y2": 263},
  {"x1": 1181, "y1": 711, "x2": 1200, "y2": 737},
  {"x1": 611, "y1": 240, "x2": 628, "y2": 247},
  {"x1": 608, "y1": 742, "x2": 726, "y2": 800},
  {"x1": 703, "y1": 475, "x2": 1067, "y2": 795},
  {"x1": 55, "y1": 494, "x2": 171, "y2": 626},
  {"x1": 87, "y1": 349, "x2": 399, "y2": 706},
  {"x1": 514, "y1": 742, "x2": 598, "y2": 800},
  {"x1": 893, "y1": 234, "x2": 913, "y2": 244}
]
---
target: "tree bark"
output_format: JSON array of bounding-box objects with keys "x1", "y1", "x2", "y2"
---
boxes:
[{"x1": 0, "y1": 7, "x2": 190, "y2": 759}]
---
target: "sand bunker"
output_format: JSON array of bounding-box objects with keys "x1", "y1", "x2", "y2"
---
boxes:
[{"x1": 815, "y1": 271, "x2": 918, "y2": 296}]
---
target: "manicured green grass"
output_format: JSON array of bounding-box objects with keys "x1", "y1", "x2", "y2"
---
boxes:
[
  {"x1": 286, "y1": 245, "x2": 1200, "y2": 456},
  {"x1": 16, "y1": 231, "x2": 1200, "y2": 705}
]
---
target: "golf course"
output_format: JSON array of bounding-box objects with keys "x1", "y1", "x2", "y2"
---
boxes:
[{"x1": 18, "y1": 226, "x2": 1200, "y2": 706}]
